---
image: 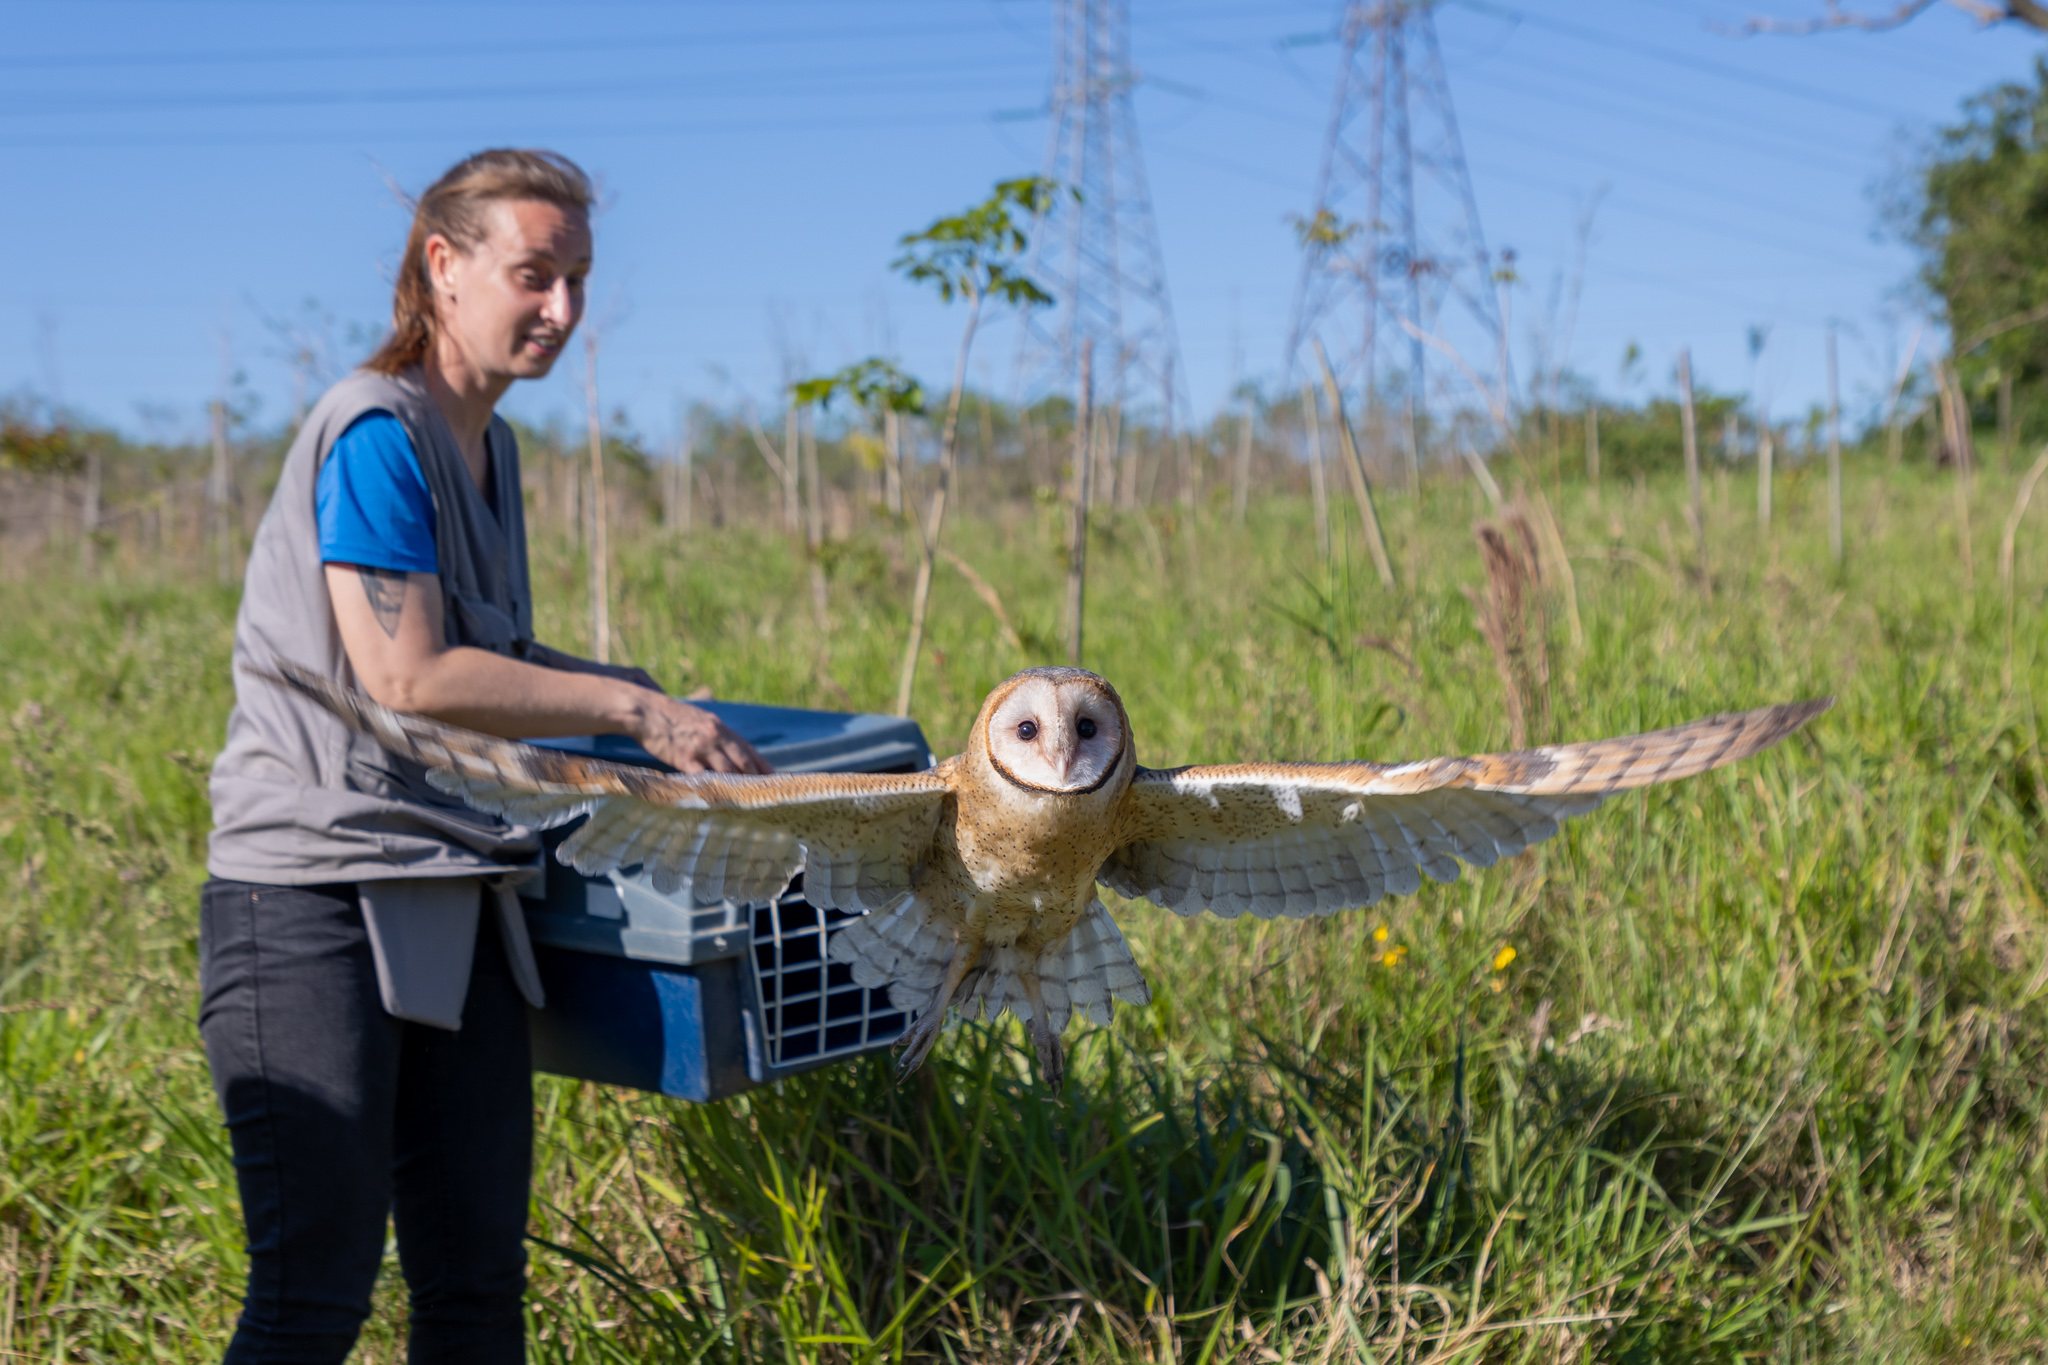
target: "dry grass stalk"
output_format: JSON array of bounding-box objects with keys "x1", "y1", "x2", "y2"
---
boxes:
[
  {"x1": 1938, "y1": 361, "x2": 1976, "y2": 590},
  {"x1": 1302, "y1": 383, "x2": 1332, "y2": 561},
  {"x1": 1516, "y1": 482, "x2": 1582, "y2": 654},
  {"x1": 2000, "y1": 443, "x2": 2048, "y2": 692},
  {"x1": 1461, "y1": 443, "x2": 1503, "y2": 512},
  {"x1": 1310, "y1": 339, "x2": 1396, "y2": 590},
  {"x1": 938, "y1": 545, "x2": 1025, "y2": 655},
  {"x1": 1465, "y1": 507, "x2": 1551, "y2": 748},
  {"x1": 741, "y1": 403, "x2": 800, "y2": 536}
]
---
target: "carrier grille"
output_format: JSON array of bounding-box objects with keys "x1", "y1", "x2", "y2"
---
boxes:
[{"x1": 750, "y1": 889, "x2": 909, "y2": 1069}]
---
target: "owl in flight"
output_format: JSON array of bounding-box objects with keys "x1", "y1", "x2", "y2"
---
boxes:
[{"x1": 268, "y1": 662, "x2": 1827, "y2": 1091}]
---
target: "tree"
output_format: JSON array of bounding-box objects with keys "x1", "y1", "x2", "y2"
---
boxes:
[
  {"x1": 883, "y1": 176, "x2": 1061, "y2": 716},
  {"x1": 1895, "y1": 61, "x2": 2048, "y2": 392},
  {"x1": 794, "y1": 358, "x2": 925, "y2": 515},
  {"x1": 0, "y1": 409, "x2": 82, "y2": 474}
]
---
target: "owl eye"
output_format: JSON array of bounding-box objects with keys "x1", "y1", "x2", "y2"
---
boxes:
[
  {"x1": 1076, "y1": 717, "x2": 1097, "y2": 739},
  {"x1": 1017, "y1": 719, "x2": 1039, "y2": 742}
]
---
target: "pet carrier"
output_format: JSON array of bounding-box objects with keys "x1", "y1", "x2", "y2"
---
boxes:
[{"x1": 520, "y1": 700, "x2": 934, "y2": 1101}]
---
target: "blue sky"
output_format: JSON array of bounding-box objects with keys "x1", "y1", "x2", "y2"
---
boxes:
[{"x1": 2, "y1": 0, "x2": 2040, "y2": 447}]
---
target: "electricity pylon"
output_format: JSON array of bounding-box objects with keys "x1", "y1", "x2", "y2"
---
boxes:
[
  {"x1": 1285, "y1": 0, "x2": 1502, "y2": 483},
  {"x1": 1022, "y1": 0, "x2": 1186, "y2": 445}
]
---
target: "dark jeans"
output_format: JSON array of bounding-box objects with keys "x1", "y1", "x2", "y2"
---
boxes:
[{"x1": 199, "y1": 879, "x2": 532, "y2": 1365}]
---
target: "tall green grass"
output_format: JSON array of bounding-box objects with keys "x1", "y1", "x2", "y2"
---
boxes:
[{"x1": 6, "y1": 460, "x2": 2048, "y2": 1361}]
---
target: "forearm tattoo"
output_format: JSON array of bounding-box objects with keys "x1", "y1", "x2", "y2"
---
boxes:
[{"x1": 357, "y1": 567, "x2": 406, "y2": 639}]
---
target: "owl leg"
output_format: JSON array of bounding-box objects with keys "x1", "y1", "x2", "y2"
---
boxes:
[
  {"x1": 1018, "y1": 972, "x2": 1065, "y2": 1095},
  {"x1": 892, "y1": 943, "x2": 980, "y2": 1078}
]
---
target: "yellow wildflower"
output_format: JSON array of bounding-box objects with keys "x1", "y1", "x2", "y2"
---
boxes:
[
  {"x1": 1493, "y1": 945, "x2": 1517, "y2": 972},
  {"x1": 1381, "y1": 944, "x2": 1407, "y2": 968},
  {"x1": 1373, "y1": 925, "x2": 1389, "y2": 943}
]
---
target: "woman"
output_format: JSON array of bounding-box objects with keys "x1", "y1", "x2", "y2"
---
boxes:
[{"x1": 202, "y1": 148, "x2": 766, "y2": 1364}]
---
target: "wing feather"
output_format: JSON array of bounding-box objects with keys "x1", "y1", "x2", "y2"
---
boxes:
[
  {"x1": 258, "y1": 660, "x2": 948, "y2": 910},
  {"x1": 1106, "y1": 699, "x2": 1829, "y2": 920}
]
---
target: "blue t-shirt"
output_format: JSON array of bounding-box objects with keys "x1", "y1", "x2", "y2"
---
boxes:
[{"x1": 315, "y1": 412, "x2": 439, "y2": 574}]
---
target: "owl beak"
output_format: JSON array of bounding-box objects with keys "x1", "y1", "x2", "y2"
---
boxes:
[{"x1": 1052, "y1": 734, "x2": 1080, "y2": 787}]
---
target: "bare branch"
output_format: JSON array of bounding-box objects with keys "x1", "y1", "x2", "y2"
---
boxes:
[
  {"x1": 1884, "y1": 324, "x2": 1925, "y2": 425},
  {"x1": 739, "y1": 401, "x2": 794, "y2": 486},
  {"x1": 1959, "y1": 301, "x2": 2048, "y2": 354},
  {"x1": 1735, "y1": 0, "x2": 2040, "y2": 35}
]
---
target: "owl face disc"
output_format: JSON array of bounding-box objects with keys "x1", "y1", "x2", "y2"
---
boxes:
[{"x1": 980, "y1": 668, "x2": 1129, "y2": 796}]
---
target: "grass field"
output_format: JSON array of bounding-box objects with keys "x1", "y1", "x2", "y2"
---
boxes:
[{"x1": 6, "y1": 455, "x2": 2048, "y2": 1362}]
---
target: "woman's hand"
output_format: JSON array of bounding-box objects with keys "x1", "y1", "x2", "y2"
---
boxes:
[{"x1": 625, "y1": 693, "x2": 772, "y2": 775}]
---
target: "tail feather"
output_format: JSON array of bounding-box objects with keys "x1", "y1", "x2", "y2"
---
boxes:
[
  {"x1": 829, "y1": 895, "x2": 952, "y2": 1006},
  {"x1": 832, "y1": 898, "x2": 1154, "y2": 1037},
  {"x1": 966, "y1": 901, "x2": 1151, "y2": 1032},
  {"x1": 1045, "y1": 901, "x2": 1152, "y2": 1027}
]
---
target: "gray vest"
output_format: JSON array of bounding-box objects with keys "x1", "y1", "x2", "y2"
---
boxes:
[{"x1": 208, "y1": 367, "x2": 546, "y2": 1026}]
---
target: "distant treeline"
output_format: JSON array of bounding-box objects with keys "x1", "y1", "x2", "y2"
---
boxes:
[{"x1": 0, "y1": 369, "x2": 1970, "y2": 581}]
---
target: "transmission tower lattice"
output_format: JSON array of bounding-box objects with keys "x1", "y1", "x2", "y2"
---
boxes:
[
  {"x1": 1285, "y1": 1, "x2": 1501, "y2": 475},
  {"x1": 1022, "y1": 0, "x2": 1186, "y2": 433}
]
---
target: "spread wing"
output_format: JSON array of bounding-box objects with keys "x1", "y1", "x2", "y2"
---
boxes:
[
  {"x1": 260, "y1": 661, "x2": 949, "y2": 912},
  {"x1": 1103, "y1": 699, "x2": 1829, "y2": 920}
]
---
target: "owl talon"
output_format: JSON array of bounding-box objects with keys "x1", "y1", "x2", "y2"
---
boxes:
[
  {"x1": 892, "y1": 1010, "x2": 945, "y2": 1079},
  {"x1": 1029, "y1": 1015, "x2": 1065, "y2": 1095}
]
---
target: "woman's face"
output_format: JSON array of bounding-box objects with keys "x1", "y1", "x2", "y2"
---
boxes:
[{"x1": 426, "y1": 198, "x2": 591, "y2": 383}]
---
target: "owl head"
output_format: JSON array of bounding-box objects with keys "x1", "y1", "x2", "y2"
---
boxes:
[{"x1": 975, "y1": 667, "x2": 1132, "y2": 797}]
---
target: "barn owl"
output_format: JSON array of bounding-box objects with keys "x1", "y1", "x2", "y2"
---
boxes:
[{"x1": 265, "y1": 662, "x2": 1827, "y2": 1091}]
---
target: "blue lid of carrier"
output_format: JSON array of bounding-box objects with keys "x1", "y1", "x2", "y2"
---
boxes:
[{"x1": 531, "y1": 699, "x2": 933, "y2": 776}]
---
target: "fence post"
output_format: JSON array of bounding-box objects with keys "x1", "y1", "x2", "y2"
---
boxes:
[
  {"x1": 1302, "y1": 383, "x2": 1331, "y2": 562},
  {"x1": 1999, "y1": 369, "x2": 2015, "y2": 476},
  {"x1": 209, "y1": 399, "x2": 233, "y2": 585},
  {"x1": 1585, "y1": 402, "x2": 1600, "y2": 506},
  {"x1": 583, "y1": 333, "x2": 611, "y2": 664},
  {"x1": 1678, "y1": 347, "x2": 1706, "y2": 591},
  {"x1": 1827, "y1": 327, "x2": 1843, "y2": 567},
  {"x1": 1066, "y1": 339, "x2": 1094, "y2": 667}
]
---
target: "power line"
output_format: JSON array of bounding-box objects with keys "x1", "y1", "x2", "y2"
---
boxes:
[
  {"x1": 1461, "y1": 117, "x2": 1873, "y2": 239},
  {"x1": 1145, "y1": 132, "x2": 1887, "y2": 313},
  {"x1": 1452, "y1": 0, "x2": 1911, "y2": 120},
  {"x1": 1470, "y1": 158, "x2": 1888, "y2": 270},
  {"x1": 0, "y1": 18, "x2": 1000, "y2": 73},
  {"x1": 0, "y1": 0, "x2": 1306, "y2": 73},
  {"x1": 0, "y1": 108, "x2": 976, "y2": 152},
  {"x1": 1153, "y1": 1, "x2": 1927, "y2": 170},
  {"x1": 0, "y1": 53, "x2": 1043, "y2": 118},
  {"x1": 1457, "y1": 64, "x2": 1866, "y2": 176},
  {"x1": 1135, "y1": 59, "x2": 1887, "y2": 255}
]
